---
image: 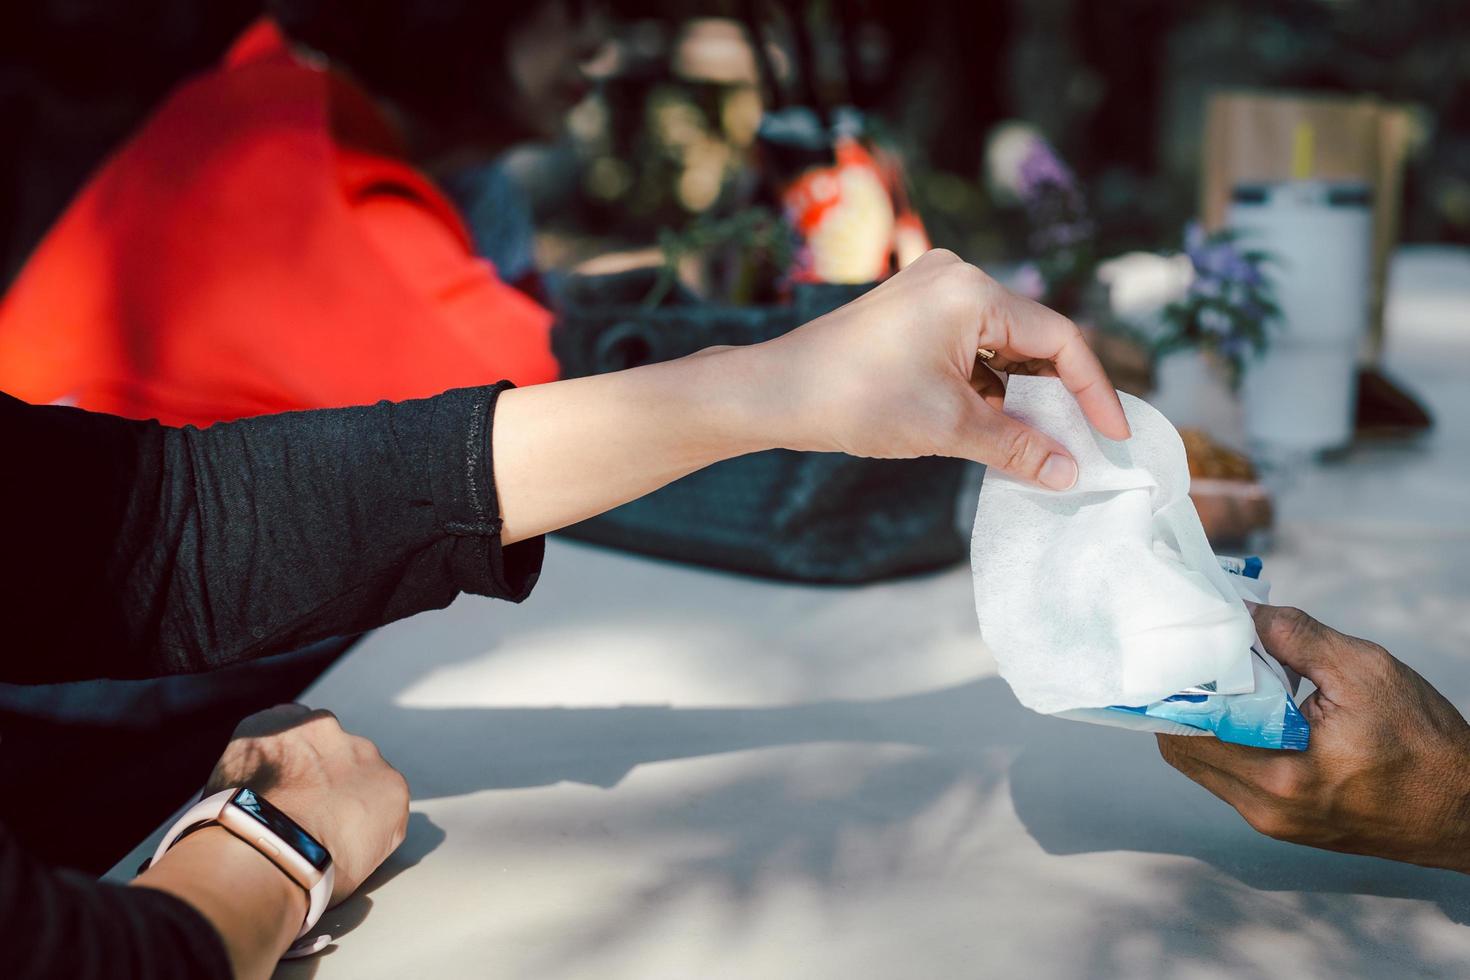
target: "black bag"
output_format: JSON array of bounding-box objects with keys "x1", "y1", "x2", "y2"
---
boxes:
[{"x1": 550, "y1": 269, "x2": 970, "y2": 583}]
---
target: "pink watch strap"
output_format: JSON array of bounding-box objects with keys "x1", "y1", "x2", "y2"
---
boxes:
[{"x1": 148, "y1": 789, "x2": 336, "y2": 955}]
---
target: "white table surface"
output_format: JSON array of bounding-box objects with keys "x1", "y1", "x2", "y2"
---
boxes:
[{"x1": 113, "y1": 247, "x2": 1470, "y2": 979}]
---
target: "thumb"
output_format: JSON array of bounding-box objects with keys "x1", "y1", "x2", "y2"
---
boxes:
[
  {"x1": 961, "y1": 402, "x2": 1078, "y2": 491},
  {"x1": 1250, "y1": 604, "x2": 1350, "y2": 695}
]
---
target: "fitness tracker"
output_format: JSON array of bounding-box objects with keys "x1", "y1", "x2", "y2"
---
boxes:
[{"x1": 148, "y1": 788, "x2": 336, "y2": 958}]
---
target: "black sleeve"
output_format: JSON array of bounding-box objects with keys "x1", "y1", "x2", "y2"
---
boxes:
[
  {"x1": 1, "y1": 384, "x2": 543, "y2": 683},
  {"x1": 0, "y1": 827, "x2": 230, "y2": 979}
]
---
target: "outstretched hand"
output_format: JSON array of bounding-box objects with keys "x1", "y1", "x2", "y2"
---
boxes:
[
  {"x1": 759, "y1": 248, "x2": 1131, "y2": 488},
  {"x1": 1158, "y1": 604, "x2": 1470, "y2": 872},
  {"x1": 493, "y1": 248, "x2": 1130, "y2": 544}
]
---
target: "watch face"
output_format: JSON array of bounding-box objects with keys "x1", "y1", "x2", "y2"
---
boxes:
[{"x1": 230, "y1": 788, "x2": 331, "y2": 871}]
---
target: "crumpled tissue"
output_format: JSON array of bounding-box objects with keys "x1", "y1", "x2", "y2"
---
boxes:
[{"x1": 971, "y1": 376, "x2": 1307, "y2": 749}]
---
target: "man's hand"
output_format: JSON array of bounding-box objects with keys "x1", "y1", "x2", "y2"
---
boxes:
[
  {"x1": 1158, "y1": 604, "x2": 1470, "y2": 872},
  {"x1": 760, "y1": 248, "x2": 1132, "y2": 488},
  {"x1": 205, "y1": 704, "x2": 410, "y2": 903}
]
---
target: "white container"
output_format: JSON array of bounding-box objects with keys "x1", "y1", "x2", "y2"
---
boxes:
[
  {"x1": 1228, "y1": 180, "x2": 1373, "y2": 454},
  {"x1": 1150, "y1": 348, "x2": 1245, "y2": 447}
]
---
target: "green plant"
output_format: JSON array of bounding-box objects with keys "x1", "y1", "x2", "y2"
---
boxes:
[{"x1": 645, "y1": 207, "x2": 798, "y2": 308}]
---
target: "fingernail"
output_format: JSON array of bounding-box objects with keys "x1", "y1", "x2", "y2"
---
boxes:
[{"x1": 1039, "y1": 454, "x2": 1078, "y2": 491}]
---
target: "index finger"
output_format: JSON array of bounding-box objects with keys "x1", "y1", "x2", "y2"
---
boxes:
[
  {"x1": 980, "y1": 287, "x2": 1131, "y2": 441},
  {"x1": 1156, "y1": 734, "x2": 1260, "y2": 808},
  {"x1": 1157, "y1": 731, "x2": 1284, "y2": 785}
]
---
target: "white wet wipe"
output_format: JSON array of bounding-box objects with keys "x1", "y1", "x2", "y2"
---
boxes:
[{"x1": 971, "y1": 376, "x2": 1257, "y2": 715}]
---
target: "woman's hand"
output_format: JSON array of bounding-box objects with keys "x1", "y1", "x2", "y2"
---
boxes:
[
  {"x1": 753, "y1": 248, "x2": 1131, "y2": 488},
  {"x1": 203, "y1": 704, "x2": 410, "y2": 904},
  {"x1": 494, "y1": 249, "x2": 1128, "y2": 543},
  {"x1": 135, "y1": 705, "x2": 409, "y2": 979}
]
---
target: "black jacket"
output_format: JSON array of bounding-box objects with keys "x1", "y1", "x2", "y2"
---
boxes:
[{"x1": 1, "y1": 384, "x2": 542, "y2": 978}]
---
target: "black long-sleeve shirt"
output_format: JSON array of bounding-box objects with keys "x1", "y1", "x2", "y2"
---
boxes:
[{"x1": 1, "y1": 384, "x2": 543, "y2": 978}]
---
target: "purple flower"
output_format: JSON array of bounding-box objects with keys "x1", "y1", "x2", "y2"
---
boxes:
[
  {"x1": 1184, "y1": 222, "x2": 1262, "y2": 288},
  {"x1": 1017, "y1": 138, "x2": 1079, "y2": 201},
  {"x1": 1189, "y1": 277, "x2": 1223, "y2": 300},
  {"x1": 1209, "y1": 247, "x2": 1260, "y2": 286},
  {"x1": 1029, "y1": 220, "x2": 1093, "y2": 252},
  {"x1": 1012, "y1": 262, "x2": 1047, "y2": 300},
  {"x1": 1219, "y1": 335, "x2": 1249, "y2": 359}
]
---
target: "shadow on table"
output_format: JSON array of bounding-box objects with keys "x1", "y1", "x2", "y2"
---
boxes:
[
  {"x1": 319, "y1": 537, "x2": 1470, "y2": 975},
  {"x1": 274, "y1": 812, "x2": 446, "y2": 979},
  {"x1": 373, "y1": 677, "x2": 1470, "y2": 917}
]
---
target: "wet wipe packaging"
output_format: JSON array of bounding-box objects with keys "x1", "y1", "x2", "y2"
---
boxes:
[{"x1": 971, "y1": 376, "x2": 1308, "y2": 750}]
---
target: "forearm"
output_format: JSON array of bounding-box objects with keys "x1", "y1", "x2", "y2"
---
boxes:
[
  {"x1": 133, "y1": 828, "x2": 304, "y2": 980},
  {"x1": 0, "y1": 824, "x2": 232, "y2": 979},
  {"x1": 494, "y1": 345, "x2": 783, "y2": 544}
]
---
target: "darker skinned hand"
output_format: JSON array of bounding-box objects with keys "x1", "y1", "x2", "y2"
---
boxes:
[{"x1": 1158, "y1": 603, "x2": 1470, "y2": 872}]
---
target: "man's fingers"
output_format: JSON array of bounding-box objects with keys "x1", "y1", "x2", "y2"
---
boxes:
[
  {"x1": 1158, "y1": 733, "x2": 1313, "y2": 803},
  {"x1": 1158, "y1": 733, "x2": 1316, "y2": 841},
  {"x1": 1251, "y1": 604, "x2": 1348, "y2": 696},
  {"x1": 962, "y1": 405, "x2": 1078, "y2": 490},
  {"x1": 1156, "y1": 734, "x2": 1260, "y2": 808},
  {"x1": 980, "y1": 288, "x2": 1131, "y2": 441},
  {"x1": 1156, "y1": 730, "x2": 1282, "y2": 784}
]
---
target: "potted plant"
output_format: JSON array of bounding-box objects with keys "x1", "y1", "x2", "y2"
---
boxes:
[{"x1": 1144, "y1": 224, "x2": 1279, "y2": 440}]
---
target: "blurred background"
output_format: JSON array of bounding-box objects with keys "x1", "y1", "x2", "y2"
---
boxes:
[
  {"x1": 2, "y1": 0, "x2": 1467, "y2": 564},
  {"x1": 3, "y1": 0, "x2": 1467, "y2": 286}
]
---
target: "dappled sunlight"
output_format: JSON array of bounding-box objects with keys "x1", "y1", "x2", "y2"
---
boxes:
[
  {"x1": 294, "y1": 731, "x2": 1470, "y2": 978},
  {"x1": 293, "y1": 497, "x2": 1470, "y2": 976},
  {"x1": 345, "y1": 540, "x2": 994, "y2": 714}
]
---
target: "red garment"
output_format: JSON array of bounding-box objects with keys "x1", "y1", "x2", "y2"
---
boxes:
[{"x1": 0, "y1": 20, "x2": 558, "y2": 426}]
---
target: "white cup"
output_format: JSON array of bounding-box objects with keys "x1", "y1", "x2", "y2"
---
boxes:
[{"x1": 1228, "y1": 180, "x2": 1373, "y2": 454}]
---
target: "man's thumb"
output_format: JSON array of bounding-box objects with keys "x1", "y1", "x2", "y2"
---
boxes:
[{"x1": 1251, "y1": 604, "x2": 1346, "y2": 692}]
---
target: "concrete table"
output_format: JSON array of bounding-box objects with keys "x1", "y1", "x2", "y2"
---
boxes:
[{"x1": 113, "y1": 248, "x2": 1470, "y2": 978}]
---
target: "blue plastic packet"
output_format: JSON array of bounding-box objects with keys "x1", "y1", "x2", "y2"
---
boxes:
[{"x1": 1056, "y1": 557, "x2": 1310, "y2": 751}]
